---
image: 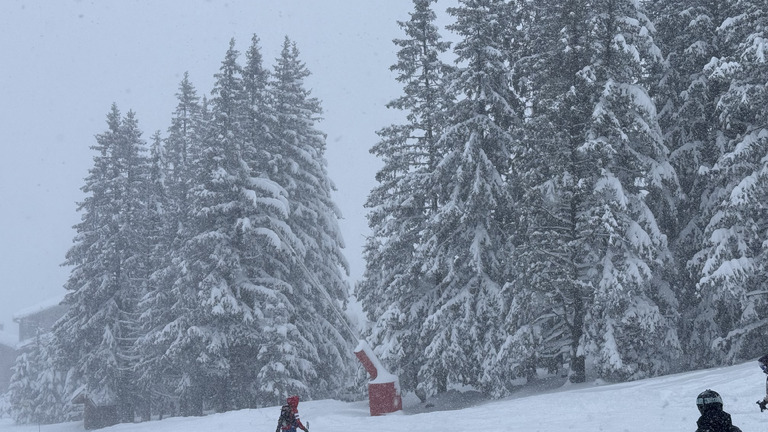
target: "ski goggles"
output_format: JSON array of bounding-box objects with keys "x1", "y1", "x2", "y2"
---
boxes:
[
  {"x1": 697, "y1": 395, "x2": 723, "y2": 406},
  {"x1": 761, "y1": 363, "x2": 768, "y2": 373}
]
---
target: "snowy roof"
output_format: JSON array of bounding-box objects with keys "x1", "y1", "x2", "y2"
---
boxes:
[
  {"x1": 13, "y1": 291, "x2": 67, "y2": 321},
  {"x1": 354, "y1": 339, "x2": 398, "y2": 384}
]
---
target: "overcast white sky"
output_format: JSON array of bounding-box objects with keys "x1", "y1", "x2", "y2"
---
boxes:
[{"x1": 0, "y1": 0, "x2": 457, "y2": 339}]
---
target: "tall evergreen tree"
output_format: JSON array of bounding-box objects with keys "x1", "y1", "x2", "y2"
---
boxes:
[
  {"x1": 7, "y1": 333, "x2": 67, "y2": 424},
  {"x1": 570, "y1": 0, "x2": 679, "y2": 381},
  {"x1": 500, "y1": 0, "x2": 594, "y2": 385},
  {"x1": 647, "y1": 0, "x2": 736, "y2": 367},
  {"x1": 242, "y1": 34, "x2": 272, "y2": 173},
  {"x1": 357, "y1": 0, "x2": 455, "y2": 400},
  {"x1": 507, "y1": 0, "x2": 680, "y2": 383},
  {"x1": 135, "y1": 75, "x2": 204, "y2": 417},
  {"x1": 54, "y1": 105, "x2": 149, "y2": 420},
  {"x1": 167, "y1": 39, "x2": 293, "y2": 412},
  {"x1": 402, "y1": 0, "x2": 522, "y2": 397},
  {"x1": 164, "y1": 72, "x2": 205, "y2": 236},
  {"x1": 134, "y1": 130, "x2": 171, "y2": 419},
  {"x1": 260, "y1": 36, "x2": 354, "y2": 401},
  {"x1": 689, "y1": 0, "x2": 768, "y2": 363}
]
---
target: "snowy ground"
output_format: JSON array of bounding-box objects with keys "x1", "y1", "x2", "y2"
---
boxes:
[{"x1": 2, "y1": 361, "x2": 766, "y2": 432}]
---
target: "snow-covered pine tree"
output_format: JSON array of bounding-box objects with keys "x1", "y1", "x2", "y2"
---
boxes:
[
  {"x1": 576, "y1": 0, "x2": 680, "y2": 380},
  {"x1": 647, "y1": 0, "x2": 737, "y2": 367},
  {"x1": 164, "y1": 72, "x2": 205, "y2": 237},
  {"x1": 7, "y1": 333, "x2": 67, "y2": 424},
  {"x1": 172, "y1": 38, "x2": 249, "y2": 413},
  {"x1": 8, "y1": 350, "x2": 36, "y2": 423},
  {"x1": 53, "y1": 105, "x2": 150, "y2": 421},
  {"x1": 167, "y1": 38, "x2": 292, "y2": 412},
  {"x1": 242, "y1": 34, "x2": 272, "y2": 171},
  {"x1": 689, "y1": 0, "x2": 768, "y2": 363},
  {"x1": 134, "y1": 74, "x2": 205, "y2": 418},
  {"x1": 648, "y1": 0, "x2": 733, "y2": 224},
  {"x1": 404, "y1": 0, "x2": 522, "y2": 397},
  {"x1": 507, "y1": 0, "x2": 681, "y2": 383},
  {"x1": 499, "y1": 0, "x2": 594, "y2": 385},
  {"x1": 114, "y1": 111, "x2": 153, "y2": 420},
  {"x1": 257, "y1": 36, "x2": 353, "y2": 402},
  {"x1": 237, "y1": 36, "x2": 297, "y2": 404},
  {"x1": 357, "y1": 0, "x2": 455, "y2": 400},
  {"x1": 131, "y1": 131, "x2": 167, "y2": 420}
]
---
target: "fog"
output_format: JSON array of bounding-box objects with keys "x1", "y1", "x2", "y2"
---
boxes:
[{"x1": 0, "y1": 0, "x2": 455, "y2": 339}]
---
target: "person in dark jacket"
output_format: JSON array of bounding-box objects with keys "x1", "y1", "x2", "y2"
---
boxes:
[
  {"x1": 276, "y1": 395, "x2": 309, "y2": 432},
  {"x1": 757, "y1": 354, "x2": 768, "y2": 411},
  {"x1": 695, "y1": 389, "x2": 741, "y2": 432}
]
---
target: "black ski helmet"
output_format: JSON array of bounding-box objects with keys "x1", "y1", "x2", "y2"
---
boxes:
[{"x1": 696, "y1": 389, "x2": 723, "y2": 413}]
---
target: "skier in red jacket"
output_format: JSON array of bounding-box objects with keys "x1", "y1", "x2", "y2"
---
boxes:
[{"x1": 276, "y1": 395, "x2": 309, "y2": 432}]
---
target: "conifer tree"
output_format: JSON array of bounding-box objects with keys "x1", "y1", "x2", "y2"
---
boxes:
[
  {"x1": 172, "y1": 39, "x2": 247, "y2": 412},
  {"x1": 401, "y1": 0, "x2": 522, "y2": 397},
  {"x1": 506, "y1": 0, "x2": 680, "y2": 383},
  {"x1": 54, "y1": 105, "x2": 149, "y2": 420},
  {"x1": 243, "y1": 34, "x2": 272, "y2": 172},
  {"x1": 133, "y1": 131, "x2": 171, "y2": 419},
  {"x1": 357, "y1": 0, "x2": 455, "y2": 399},
  {"x1": 648, "y1": 0, "x2": 736, "y2": 367},
  {"x1": 260, "y1": 37, "x2": 353, "y2": 401},
  {"x1": 134, "y1": 75, "x2": 205, "y2": 417},
  {"x1": 689, "y1": 0, "x2": 768, "y2": 362},
  {"x1": 499, "y1": 0, "x2": 593, "y2": 385},
  {"x1": 167, "y1": 39, "x2": 293, "y2": 412},
  {"x1": 8, "y1": 350, "x2": 36, "y2": 423},
  {"x1": 572, "y1": 0, "x2": 679, "y2": 381},
  {"x1": 7, "y1": 333, "x2": 67, "y2": 424}
]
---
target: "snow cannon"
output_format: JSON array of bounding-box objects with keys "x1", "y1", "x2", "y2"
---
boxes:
[{"x1": 354, "y1": 340, "x2": 402, "y2": 416}]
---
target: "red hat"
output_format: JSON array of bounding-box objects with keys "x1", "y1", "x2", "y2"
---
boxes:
[{"x1": 287, "y1": 395, "x2": 300, "y2": 409}]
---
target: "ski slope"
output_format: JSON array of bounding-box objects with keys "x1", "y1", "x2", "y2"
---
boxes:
[{"x1": 2, "y1": 361, "x2": 766, "y2": 432}]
